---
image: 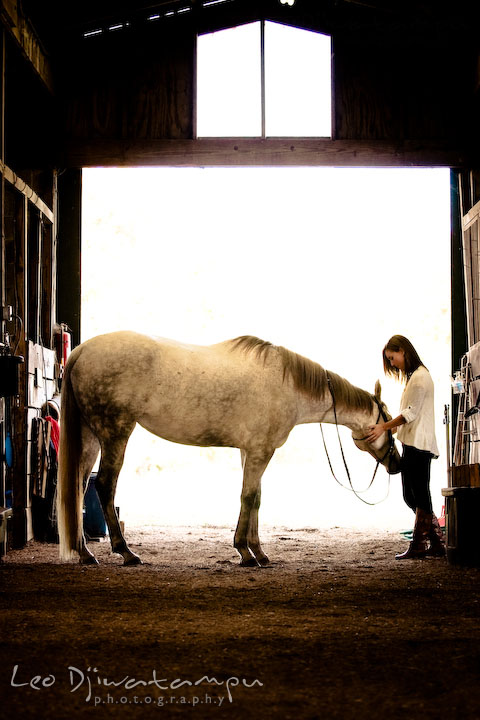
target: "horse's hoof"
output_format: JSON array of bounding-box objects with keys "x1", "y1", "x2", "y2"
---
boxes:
[
  {"x1": 258, "y1": 556, "x2": 270, "y2": 567},
  {"x1": 240, "y1": 557, "x2": 258, "y2": 567},
  {"x1": 80, "y1": 555, "x2": 99, "y2": 566},
  {"x1": 124, "y1": 556, "x2": 142, "y2": 567}
]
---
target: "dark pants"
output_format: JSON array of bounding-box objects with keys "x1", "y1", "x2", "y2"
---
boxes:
[{"x1": 401, "y1": 444, "x2": 433, "y2": 515}]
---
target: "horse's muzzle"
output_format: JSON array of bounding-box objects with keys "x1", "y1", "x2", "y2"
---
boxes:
[{"x1": 386, "y1": 449, "x2": 402, "y2": 475}]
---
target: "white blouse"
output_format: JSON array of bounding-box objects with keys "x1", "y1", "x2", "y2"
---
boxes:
[{"x1": 397, "y1": 365, "x2": 439, "y2": 458}]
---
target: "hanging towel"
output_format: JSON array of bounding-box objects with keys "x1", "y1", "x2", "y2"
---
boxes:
[{"x1": 45, "y1": 415, "x2": 60, "y2": 455}]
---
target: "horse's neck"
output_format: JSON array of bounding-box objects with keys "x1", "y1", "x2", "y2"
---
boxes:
[{"x1": 296, "y1": 395, "x2": 372, "y2": 433}]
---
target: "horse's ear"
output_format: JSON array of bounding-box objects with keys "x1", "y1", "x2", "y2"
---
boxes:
[{"x1": 374, "y1": 380, "x2": 382, "y2": 399}]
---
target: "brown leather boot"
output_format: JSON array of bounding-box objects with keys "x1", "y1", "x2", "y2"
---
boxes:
[
  {"x1": 425, "y1": 514, "x2": 446, "y2": 557},
  {"x1": 395, "y1": 508, "x2": 432, "y2": 560}
]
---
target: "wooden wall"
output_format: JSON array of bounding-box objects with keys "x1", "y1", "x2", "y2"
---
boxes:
[
  {"x1": 1, "y1": 19, "x2": 57, "y2": 549},
  {"x1": 62, "y1": 23, "x2": 194, "y2": 146},
  {"x1": 2, "y1": 179, "x2": 56, "y2": 548},
  {"x1": 333, "y1": 30, "x2": 477, "y2": 144},
  {"x1": 57, "y1": 7, "x2": 480, "y2": 168},
  {"x1": 4, "y1": 33, "x2": 56, "y2": 199}
]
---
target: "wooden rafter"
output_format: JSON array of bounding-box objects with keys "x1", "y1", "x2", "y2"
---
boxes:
[
  {"x1": 0, "y1": 162, "x2": 54, "y2": 221},
  {"x1": 0, "y1": 0, "x2": 54, "y2": 93}
]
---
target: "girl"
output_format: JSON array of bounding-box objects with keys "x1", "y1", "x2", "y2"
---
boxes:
[{"x1": 366, "y1": 335, "x2": 445, "y2": 559}]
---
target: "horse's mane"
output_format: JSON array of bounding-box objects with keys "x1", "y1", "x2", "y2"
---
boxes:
[{"x1": 230, "y1": 335, "x2": 374, "y2": 412}]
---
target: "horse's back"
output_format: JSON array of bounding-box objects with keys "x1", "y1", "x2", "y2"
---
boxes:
[
  {"x1": 68, "y1": 331, "x2": 295, "y2": 449},
  {"x1": 69, "y1": 330, "x2": 281, "y2": 411},
  {"x1": 72, "y1": 331, "x2": 209, "y2": 375},
  {"x1": 72, "y1": 331, "x2": 274, "y2": 378}
]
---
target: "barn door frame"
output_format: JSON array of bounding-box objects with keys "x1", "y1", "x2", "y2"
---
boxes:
[{"x1": 462, "y1": 200, "x2": 480, "y2": 347}]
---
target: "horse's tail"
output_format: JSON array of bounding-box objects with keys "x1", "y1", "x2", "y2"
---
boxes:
[{"x1": 57, "y1": 350, "x2": 84, "y2": 560}]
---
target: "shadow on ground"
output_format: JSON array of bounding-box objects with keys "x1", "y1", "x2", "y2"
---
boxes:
[{"x1": 2, "y1": 525, "x2": 480, "y2": 719}]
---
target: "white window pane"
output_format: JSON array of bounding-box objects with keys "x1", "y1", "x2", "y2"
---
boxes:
[
  {"x1": 265, "y1": 22, "x2": 332, "y2": 137},
  {"x1": 197, "y1": 23, "x2": 261, "y2": 137}
]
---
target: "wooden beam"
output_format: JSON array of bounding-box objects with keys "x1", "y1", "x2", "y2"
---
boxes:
[
  {"x1": 64, "y1": 137, "x2": 476, "y2": 169},
  {"x1": 0, "y1": 163, "x2": 54, "y2": 222},
  {"x1": 11, "y1": 193, "x2": 28, "y2": 548},
  {"x1": 0, "y1": 0, "x2": 54, "y2": 94},
  {"x1": 0, "y1": 28, "x2": 5, "y2": 311},
  {"x1": 463, "y1": 198, "x2": 480, "y2": 230},
  {"x1": 56, "y1": 169, "x2": 81, "y2": 348},
  {"x1": 0, "y1": 28, "x2": 5, "y2": 513}
]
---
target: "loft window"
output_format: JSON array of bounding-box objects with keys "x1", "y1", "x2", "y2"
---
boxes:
[
  {"x1": 196, "y1": 21, "x2": 332, "y2": 138},
  {"x1": 197, "y1": 23, "x2": 261, "y2": 136}
]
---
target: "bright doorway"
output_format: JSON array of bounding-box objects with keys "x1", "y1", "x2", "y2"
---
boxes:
[{"x1": 82, "y1": 166, "x2": 450, "y2": 531}]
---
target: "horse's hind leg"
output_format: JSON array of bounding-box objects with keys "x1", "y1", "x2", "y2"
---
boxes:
[
  {"x1": 78, "y1": 425, "x2": 101, "y2": 565},
  {"x1": 234, "y1": 449, "x2": 273, "y2": 567},
  {"x1": 95, "y1": 429, "x2": 141, "y2": 566}
]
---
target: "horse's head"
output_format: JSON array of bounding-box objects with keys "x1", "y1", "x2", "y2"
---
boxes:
[{"x1": 352, "y1": 380, "x2": 401, "y2": 474}]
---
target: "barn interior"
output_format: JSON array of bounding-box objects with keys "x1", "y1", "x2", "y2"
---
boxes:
[{"x1": 1, "y1": 1, "x2": 480, "y2": 718}]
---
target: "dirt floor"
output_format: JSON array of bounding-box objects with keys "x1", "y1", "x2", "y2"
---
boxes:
[{"x1": 1, "y1": 525, "x2": 480, "y2": 720}]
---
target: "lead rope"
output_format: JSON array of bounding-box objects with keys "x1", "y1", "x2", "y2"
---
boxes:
[
  {"x1": 320, "y1": 423, "x2": 380, "y2": 495},
  {"x1": 320, "y1": 374, "x2": 391, "y2": 506}
]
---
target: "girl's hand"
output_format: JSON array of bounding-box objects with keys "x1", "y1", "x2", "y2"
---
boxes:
[{"x1": 366, "y1": 424, "x2": 386, "y2": 443}]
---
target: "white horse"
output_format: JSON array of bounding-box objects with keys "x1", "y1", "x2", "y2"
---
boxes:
[{"x1": 57, "y1": 332, "x2": 401, "y2": 567}]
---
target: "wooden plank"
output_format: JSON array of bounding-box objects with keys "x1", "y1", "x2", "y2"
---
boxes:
[
  {"x1": 27, "y1": 375, "x2": 55, "y2": 410},
  {"x1": 0, "y1": 30, "x2": 5, "y2": 512},
  {"x1": 11, "y1": 193, "x2": 27, "y2": 548},
  {"x1": 27, "y1": 342, "x2": 55, "y2": 380},
  {"x1": 451, "y1": 464, "x2": 480, "y2": 488},
  {"x1": 26, "y1": 441, "x2": 32, "y2": 477},
  {"x1": 260, "y1": 20, "x2": 265, "y2": 139},
  {"x1": 0, "y1": 0, "x2": 54, "y2": 93},
  {"x1": 27, "y1": 341, "x2": 57, "y2": 497},
  {"x1": 64, "y1": 25, "x2": 194, "y2": 143},
  {"x1": 26, "y1": 407, "x2": 39, "y2": 442},
  {"x1": 27, "y1": 208, "x2": 40, "y2": 343},
  {"x1": 64, "y1": 138, "x2": 476, "y2": 169},
  {"x1": 0, "y1": 162, "x2": 54, "y2": 222},
  {"x1": 463, "y1": 223, "x2": 476, "y2": 346},
  {"x1": 0, "y1": 27, "x2": 4, "y2": 164},
  {"x1": 26, "y1": 408, "x2": 38, "y2": 506},
  {"x1": 56, "y1": 169, "x2": 81, "y2": 348},
  {"x1": 463, "y1": 198, "x2": 480, "y2": 229},
  {"x1": 27, "y1": 375, "x2": 46, "y2": 409},
  {"x1": 451, "y1": 171, "x2": 469, "y2": 388},
  {"x1": 41, "y1": 220, "x2": 55, "y2": 348}
]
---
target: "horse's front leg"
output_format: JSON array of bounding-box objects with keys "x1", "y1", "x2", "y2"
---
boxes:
[
  {"x1": 246, "y1": 489, "x2": 269, "y2": 566},
  {"x1": 234, "y1": 449, "x2": 273, "y2": 567},
  {"x1": 95, "y1": 437, "x2": 141, "y2": 566}
]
